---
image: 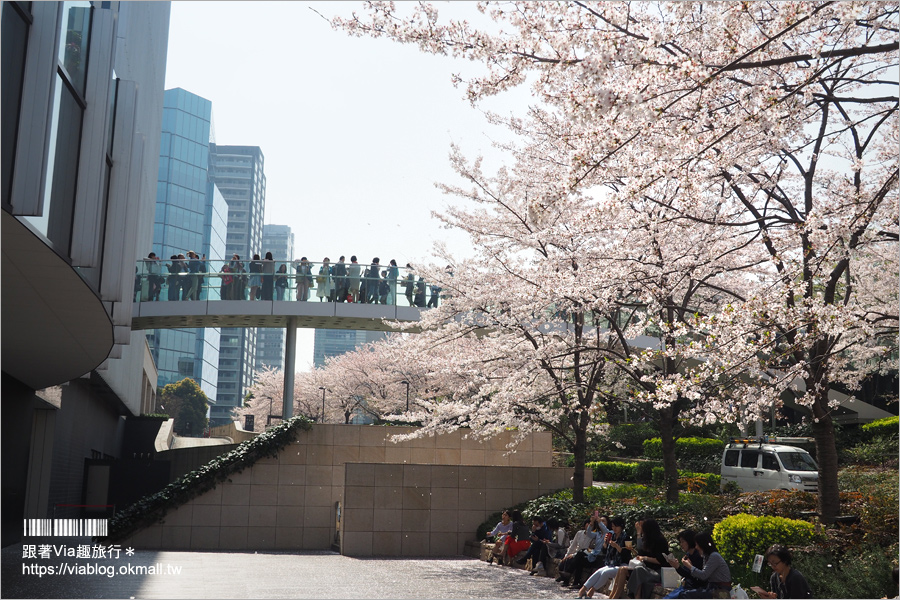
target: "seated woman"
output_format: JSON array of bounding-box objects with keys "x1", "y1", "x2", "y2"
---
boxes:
[
  {"x1": 624, "y1": 518, "x2": 670, "y2": 599},
  {"x1": 662, "y1": 530, "x2": 703, "y2": 597},
  {"x1": 560, "y1": 513, "x2": 610, "y2": 587},
  {"x1": 517, "y1": 516, "x2": 550, "y2": 567},
  {"x1": 577, "y1": 516, "x2": 631, "y2": 598},
  {"x1": 531, "y1": 517, "x2": 571, "y2": 575},
  {"x1": 667, "y1": 531, "x2": 731, "y2": 598},
  {"x1": 485, "y1": 510, "x2": 514, "y2": 565},
  {"x1": 500, "y1": 510, "x2": 532, "y2": 566},
  {"x1": 557, "y1": 518, "x2": 599, "y2": 582},
  {"x1": 751, "y1": 545, "x2": 812, "y2": 599}
]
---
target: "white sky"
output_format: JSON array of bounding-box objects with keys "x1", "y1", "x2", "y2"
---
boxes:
[{"x1": 163, "y1": 1, "x2": 526, "y2": 370}]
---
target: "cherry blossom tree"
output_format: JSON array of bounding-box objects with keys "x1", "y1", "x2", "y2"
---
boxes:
[{"x1": 332, "y1": 1, "x2": 898, "y2": 518}]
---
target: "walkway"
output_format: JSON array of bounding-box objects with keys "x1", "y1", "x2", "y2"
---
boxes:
[{"x1": 2, "y1": 540, "x2": 571, "y2": 599}]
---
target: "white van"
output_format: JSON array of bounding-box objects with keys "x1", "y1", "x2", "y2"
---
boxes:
[{"x1": 720, "y1": 437, "x2": 818, "y2": 493}]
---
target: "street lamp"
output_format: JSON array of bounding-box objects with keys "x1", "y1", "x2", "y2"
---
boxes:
[
  {"x1": 400, "y1": 380, "x2": 410, "y2": 412},
  {"x1": 318, "y1": 386, "x2": 326, "y2": 422}
]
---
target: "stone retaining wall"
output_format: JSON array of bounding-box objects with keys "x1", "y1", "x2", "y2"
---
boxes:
[{"x1": 122, "y1": 424, "x2": 589, "y2": 555}]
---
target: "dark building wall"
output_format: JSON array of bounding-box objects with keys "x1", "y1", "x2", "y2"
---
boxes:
[
  {"x1": 47, "y1": 380, "x2": 123, "y2": 519},
  {"x1": 1, "y1": 374, "x2": 37, "y2": 547}
]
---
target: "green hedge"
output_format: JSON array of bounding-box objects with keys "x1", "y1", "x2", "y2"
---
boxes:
[
  {"x1": 861, "y1": 416, "x2": 899, "y2": 439},
  {"x1": 643, "y1": 437, "x2": 725, "y2": 459},
  {"x1": 587, "y1": 461, "x2": 638, "y2": 482},
  {"x1": 651, "y1": 467, "x2": 721, "y2": 493},
  {"x1": 586, "y1": 460, "x2": 662, "y2": 483},
  {"x1": 713, "y1": 513, "x2": 818, "y2": 566}
]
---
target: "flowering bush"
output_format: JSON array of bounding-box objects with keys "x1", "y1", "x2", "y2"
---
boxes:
[
  {"x1": 861, "y1": 416, "x2": 899, "y2": 440},
  {"x1": 713, "y1": 514, "x2": 819, "y2": 567}
]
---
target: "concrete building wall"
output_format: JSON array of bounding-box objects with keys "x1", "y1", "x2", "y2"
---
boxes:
[{"x1": 123, "y1": 424, "x2": 587, "y2": 556}]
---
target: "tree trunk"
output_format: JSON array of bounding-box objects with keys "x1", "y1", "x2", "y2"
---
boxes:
[
  {"x1": 572, "y1": 420, "x2": 587, "y2": 503},
  {"x1": 658, "y1": 407, "x2": 680, "y2": 504},
  {"x1": 810, "y1": 397, "x2": 840, "y2": 523}
]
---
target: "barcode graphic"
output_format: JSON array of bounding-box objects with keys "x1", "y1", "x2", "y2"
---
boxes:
[{"x1": 23, "y1": 519, "x2": 108, "y2": 536}]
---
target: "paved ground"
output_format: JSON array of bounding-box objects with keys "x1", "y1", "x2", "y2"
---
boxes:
[{"x1": 2, "y1": 537, "x2": 580, "y2": 599}]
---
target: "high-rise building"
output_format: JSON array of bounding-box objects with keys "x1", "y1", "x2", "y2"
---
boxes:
[
  {"x1": 313, "y1": 329, "x2": 387, "y2": 368},
  {"x1": 148, "y1": 88, "x2": 227, "y2": 402},
  {"x1": 210, "y1": 146, "x2": 266, "y2": 425},
  {"x1": 255, "y1": 224, "x2": 294, "y2": 371},
  {"x1": 1, "y1": 1, "x2": 170, "y2": 545}
]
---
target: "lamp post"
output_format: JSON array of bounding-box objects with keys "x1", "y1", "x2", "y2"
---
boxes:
[
  {"x1": 318, "y1": 386, "x2": 326, "y2": 422},
  {"x1": 400, "y1": 380, "x2": 410, "y2": 412}
]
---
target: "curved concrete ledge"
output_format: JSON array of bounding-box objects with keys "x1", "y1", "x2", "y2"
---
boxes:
[
  {"x1": 154, "y1": 418, "x2": 175, "y2": 452},
  {"x1": 2, "y1": 211, "x2": 114, "y2": 388}
]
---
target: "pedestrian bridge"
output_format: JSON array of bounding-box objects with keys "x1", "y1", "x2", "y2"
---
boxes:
[
  {"x1": 131, "y1": 299, "x2": 424, "y2": 331},
  {"x1": 131, "y1": 258, "x2": 434, "y2": 331}
]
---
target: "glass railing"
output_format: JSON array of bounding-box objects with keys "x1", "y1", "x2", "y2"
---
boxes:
[{"x1": 134, "y1": 259, "x2": 445, "y2": 308}]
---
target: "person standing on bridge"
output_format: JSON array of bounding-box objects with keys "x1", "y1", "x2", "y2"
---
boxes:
[
  {"x1": 403, "y1": 264, "x2": 415, "y2": 306},
  {"x1": 249, "y1": 254, "x2": 262, "y2": 301},
  {"x1": 365, "y1": 257, "x2": 381, "y2": 304},
  {"x1": 387, "y1": 259, "x2": 399, "y2": 305},
  {"x1": 166, "y1": 255, "x2": 181, "y2": 301},
  {"x1": 332, "y1": 256, "x2": 347, "y2": 302},
  {"x1": 275, "y1": 263, "x2": 288, "y2": 301},
  {"x1": 261, "y1": 251, "x2": 275, "y2": 301},
  {"x1": 294, "y1": 257, "x2": 312, "y2": 301},
  {"x1": 347, "y1": 256, "x2": 361, "y2": 302},
  {"x1": 316, "y1": 257, "x2": 333, "y2": 301},
  {"x1": 229, "y1": 254, "x2": 245, "y2": 300}
]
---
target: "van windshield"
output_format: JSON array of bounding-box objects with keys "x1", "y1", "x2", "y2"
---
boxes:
[{"x1": 778, "y1": 451, "x2": 818, "y2": 472}]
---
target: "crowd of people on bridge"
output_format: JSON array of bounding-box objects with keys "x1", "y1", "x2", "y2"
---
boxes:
[
  {"x1": 137, "y1": 252, "x2": 452, "y2": 308},
  {"x1": 482, "y1": 508, "x2": 814, "y2": 599}
]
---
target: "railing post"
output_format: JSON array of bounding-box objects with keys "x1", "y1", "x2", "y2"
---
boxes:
[{"x1": 283, "y1": 317, "x2": 297, "y2": 420}]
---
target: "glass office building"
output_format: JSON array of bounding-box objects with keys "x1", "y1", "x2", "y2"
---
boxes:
[
  {"x1": 210, "y1": 145, "x2": 266, "y2": 426},
  {"x1": 148, "y1": 88, "x2": 226, "y2": 402},
  {"x1": 313, "y1": 329, "x2": 387, "y2": 368},
  {"x1": 255, "y1": 224, "x2": 294, "y2": 371}
]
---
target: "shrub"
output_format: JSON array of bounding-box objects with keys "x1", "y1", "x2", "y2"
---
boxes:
[
  {"x1": 861, "y1": 416, "x2": 899, "y2": 440},
  {"x1": 790, "y1": 548, "x2": 896, "y2": 599},
  {"x1": 522, "y1": 495, "x2": 578, "y2": 527},
  {"x1": 604, "y1": 422, "x2": 659, "y2": 457},
  {"x1": 720, "y1": 490, "x2": 818, "y2": 520},
  {"x1": 713, "y1": 514, "x2": 819, "y2": 567},
  {"x1": 635, "y1": 460, "x2": 662, "y2": 482},
  {"x1": 843, "y1": 436, "x2": 899, "y2": 467},
  {"x1": 586, "y1": 461, "x2": 639, "y2": 482},
  {"x1": 643, "y1": 437, "x2": 725, "y2": 468},
  {"x1": 651, "y1": 467, "x2": 721, "y2": 493}
]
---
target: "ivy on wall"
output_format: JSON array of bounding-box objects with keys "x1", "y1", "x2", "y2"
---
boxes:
[{"x1": 103, "y1": 416, "x2": 312, "y2": 541}]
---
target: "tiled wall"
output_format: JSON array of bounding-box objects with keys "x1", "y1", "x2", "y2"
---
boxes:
[
  {"x1": 124, "y1": 424, "x2": 587, "y2": 555},
  {"x1": 341, "y1": 463, "x2": 582, "y2": 557}
]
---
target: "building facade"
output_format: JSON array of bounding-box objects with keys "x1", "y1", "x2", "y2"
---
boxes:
[
  {"x1": 209, "y1": 145, "x2": 266, "y2": 425},
  {"x1": 255, "y1": 224, "x2": 294, "y2": 372},
  {"x1": 313, "y1": 329, "x2": 387, "y2": 369},
  {"x1": 148, "y1": 88, "x2": 226, "y2": 402},
  {"x1": 1, "y1": 0, "x2": 171, "y2": 545}
]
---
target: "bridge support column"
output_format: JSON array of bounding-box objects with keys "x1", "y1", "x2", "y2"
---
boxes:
[{"x1": 283, "y1": 317, "x2": 297, "y2": 420}]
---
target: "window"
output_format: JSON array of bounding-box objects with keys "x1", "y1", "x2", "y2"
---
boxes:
[
  {"x1": 761, "y1": 453, "x2": 780, "y2": 471},
  {"x1": 740, "y1": 450, "x2": 759, "y2": 469},
  {"x1": 724, "y1": 450, "x2": 739, "y2": 467},
  {"x1": 777, "y1": 452, "x2": 818, "y2": 472},
  {"x1": 1, "y1": 1, "x2": 31, "y2": 209}
]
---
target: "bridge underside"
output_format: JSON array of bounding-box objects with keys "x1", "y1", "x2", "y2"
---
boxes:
[{"x1": 131, "y1": 300, "x2": 422, "y2": 331}]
